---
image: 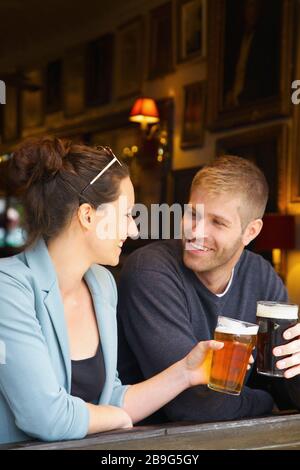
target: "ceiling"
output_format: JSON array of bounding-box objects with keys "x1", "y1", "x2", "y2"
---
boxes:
[{"x1": 0, "y1": 0, "x2": 127, "y2": 73}]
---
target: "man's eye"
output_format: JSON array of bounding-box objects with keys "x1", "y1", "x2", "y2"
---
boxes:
[{"x1": 214, "y1": 220, "x2": 225, "y2": 226}]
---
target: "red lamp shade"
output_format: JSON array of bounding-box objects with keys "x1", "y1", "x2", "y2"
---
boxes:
[
  {"x1": 255, "y1": 214, "x2": 295, "y2": 251},
  {"x1": 129, "y1": 98, "x2": 159, "y2": 125}
]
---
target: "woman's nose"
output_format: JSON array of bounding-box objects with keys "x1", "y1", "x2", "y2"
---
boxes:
[{"x1": 128, "y1": 218, "x2": 139, "y2": 239}]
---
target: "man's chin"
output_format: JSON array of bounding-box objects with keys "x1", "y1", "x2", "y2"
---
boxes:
[{"x1": 183, "y1": 251, "x2": 215, "y2": 273}]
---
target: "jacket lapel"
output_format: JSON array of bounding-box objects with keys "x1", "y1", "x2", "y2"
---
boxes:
[
  {"x1": 43, "y1": 286, "x2": 71, "y2": 389},
  {"x1": 24, "y1": 239, "x2": 71, "y2": 389},
  {"x1": 84, "y1": 269, "x2": 116, "y2": 404}
]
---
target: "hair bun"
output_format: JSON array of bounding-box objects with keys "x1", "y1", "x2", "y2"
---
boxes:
[{"x1": 9, "y1": 136, "x2": 70, "y2": 191}]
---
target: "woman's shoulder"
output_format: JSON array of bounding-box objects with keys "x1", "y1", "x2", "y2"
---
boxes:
[{"x1": 0, "y1": 254, "x2": 33, "y2": 290}]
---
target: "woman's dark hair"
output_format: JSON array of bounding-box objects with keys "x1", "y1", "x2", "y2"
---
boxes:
[{"x1": 9, "y1": 136, "x2": 129, "y2": 247}]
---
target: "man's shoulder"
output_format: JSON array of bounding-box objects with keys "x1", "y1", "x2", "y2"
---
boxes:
[
  {"x1": 123, "y1": 240, "x2": 183, "y2": 274},
  {"x1": 240, "y1": 249, "x2": 274, "y2": 272},
  {"x1": 238, "y1": 249, "x2": 281, "y2": 287}
]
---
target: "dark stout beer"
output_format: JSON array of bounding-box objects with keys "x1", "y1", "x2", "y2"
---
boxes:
[
  {"x1": 208, "y1": 316, "x2": 258, "y2": 395},
  {"x1": 256, "y1": 302, "x2": 299, "y2": 377}
]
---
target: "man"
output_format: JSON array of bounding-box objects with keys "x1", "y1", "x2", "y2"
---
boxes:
[{"x1": 117, "y1": 156, "x2": 300, "y2": 423}]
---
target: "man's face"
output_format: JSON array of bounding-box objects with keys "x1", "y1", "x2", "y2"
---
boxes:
[{"x1": 182, "y1": 188, "x2": 245, "y2": 275}]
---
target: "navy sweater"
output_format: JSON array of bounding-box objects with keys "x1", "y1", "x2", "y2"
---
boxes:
[{"x1": 117, "y1": 240, "x2": 300, "y2": 423}]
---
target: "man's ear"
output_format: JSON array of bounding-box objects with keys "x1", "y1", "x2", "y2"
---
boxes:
[
  {"x1": 77, "y1": 203, "x2": 94, "y2": 230},
  {"x1": 242, "y1": 218, "x2": 263, "y2": 247}
]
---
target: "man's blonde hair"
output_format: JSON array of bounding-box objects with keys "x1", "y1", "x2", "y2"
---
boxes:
[{"x1": 191, "y1": 156, "x2": 269, "y2": 229}]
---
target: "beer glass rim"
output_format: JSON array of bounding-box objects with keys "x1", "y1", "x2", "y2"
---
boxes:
[
  {"x1": 217, "y1": 315, "x2": 257, "y2": 328},
  {"x1": 257, "y1": 301, "x2": 298, "y2": 308}
]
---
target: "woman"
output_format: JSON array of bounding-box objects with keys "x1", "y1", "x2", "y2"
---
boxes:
[{"x1": 0, "y1": 137, "x2": 223, "y2": 444}]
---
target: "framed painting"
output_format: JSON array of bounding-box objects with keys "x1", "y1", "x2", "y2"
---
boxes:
[
  {"x1": 45, "y1": 59, "x2": 62, "y2": 114},
  {"x1": 85, "y1": 34, "x2": 114, "y2": 107},
  {"x1": 21, "y1": 69, "x2": 44, "y2": 129},
  {"x1": 149, "y1": 2, "x2": 174, "y2": 79},
  {"x1": 207, "y1": 0, "x2": 293, "y2": 130},
  {"x1": 289, "y1": 0, "x2": 300, "y2": 205},
  {"x1": 177, "y1": 0, "x2": 207, "y2": 62},
  {"x1": 63, "y1": 47, "x2": 85, "y2": 117},
  {"x1": 115, "y1": 18, "x2": 143, "y2": 99},
  {"x1": 216, "y1": 124, "x2": 289, "y2": 213},
  {"x1": 181, "y1": 81, "x2": 206, "y2": 148}
]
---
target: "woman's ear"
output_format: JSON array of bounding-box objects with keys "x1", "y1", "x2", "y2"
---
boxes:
[
  {"x1": 77, "y1": 203, "x2": 94, "y2": 230},
  {"x1": 242, "y1": 218, "x2": 263, "y2": 247}
]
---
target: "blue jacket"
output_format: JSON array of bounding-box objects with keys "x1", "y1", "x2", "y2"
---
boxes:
[{"x1": 0, "y1": 239, "x2": 128, "y2": 444}]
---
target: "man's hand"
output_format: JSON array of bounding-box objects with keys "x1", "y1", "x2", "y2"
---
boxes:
[
  {"x1": 247, "y1": 354, "x2": 254, "y2": 370},
  {"x1": 273, "y1": 323, "x2": 300, "y2": 378}
]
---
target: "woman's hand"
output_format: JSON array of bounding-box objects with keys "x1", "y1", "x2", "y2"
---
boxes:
[{"x1": 183, "y1": 340, "x2": 224, "y2": 388}]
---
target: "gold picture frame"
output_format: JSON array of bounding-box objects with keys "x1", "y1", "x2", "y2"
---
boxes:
[
  {"x1": 115, "y1": 18, "x2": 143, "y2": 99},
  {"x1": 207, "y1": 0, "x2": 293, "y2": 130},
  {"x1": 181, "y1": 81, "x2": 206, "y2": 148},
  {"x1": 177, "y1": 0, "x2": 207, "y2": 62}
]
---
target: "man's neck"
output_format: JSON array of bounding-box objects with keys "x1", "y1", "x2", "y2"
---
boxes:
[{"x1": 195, "y1": 251, "x2": 243, "y2": 295}]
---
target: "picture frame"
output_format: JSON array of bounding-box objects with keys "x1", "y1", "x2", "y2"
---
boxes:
[
  {"x1": 63, "y1": 47, "x2": 85, "y2": 117},
  {"x1": 207, "y1": 0, "x2": 293, "y2": 130},
  {"x1": 172, "y1": 166, "x2": 202, "y2": 206},
  {"x1": 216, "y1": 124, "x2": 289, "y2": 213},
  {"x1": 290, "y1": 91, "x2": 300, "y2": 203},
  {"x1": 85, "y1": 34, "x2": 114, "y2": 107},
  {"x1": 115, "y1": 18, "x2": 143, "y2": 99},
  {"x1": 177, "y1": 0, "x2": 207, "y2": 63},
  {"x1": 21, "y1": 69, "x2": 44, "y2": 129},
  {"x1": 45, "y1": 59, "x2": 62, "y2": 114},
  {"x1": 0, "y1": 85, "x2": 20, "y2": 144},
  {"x1": 181, "y1": 81, "x2": 206, "y2": 148},
  {"x1": 289, "y1": 1, "x2": 300, "y2": 205},
  {"x1": 149, "y1": 2, "x2": 174, "y2": 80}
]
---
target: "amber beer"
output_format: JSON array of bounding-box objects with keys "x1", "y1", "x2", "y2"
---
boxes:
[
  {"x1": 208, "y1": 316, "x2": 258, "y2": 395},
  {"x1": 256, "y1": 301, "x2": 299, "y2": 377}
]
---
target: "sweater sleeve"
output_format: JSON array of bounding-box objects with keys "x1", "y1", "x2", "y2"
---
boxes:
[{"x1": 117, "y1": 263, "x2": 274, "y2": 422}]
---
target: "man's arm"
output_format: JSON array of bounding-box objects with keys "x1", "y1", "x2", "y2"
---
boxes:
[
  {"x1": 117, "y1": 264, "x2": 273, "y2": 423},
  {"x1": 262, "y1": 265, "x2": 300, "y2": 410}
]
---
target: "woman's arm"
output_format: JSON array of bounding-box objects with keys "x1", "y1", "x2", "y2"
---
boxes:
[
  {"x1": 122, "y1": 340, "x2": 222, "y2": 424},
  {"x1": 86, "y1": 404, "x2": 132, "y2": 433}
]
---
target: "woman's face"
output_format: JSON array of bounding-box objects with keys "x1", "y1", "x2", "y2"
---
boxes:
[{"x1": 87, "y1": 176, "x2": 138, "y2": 266}]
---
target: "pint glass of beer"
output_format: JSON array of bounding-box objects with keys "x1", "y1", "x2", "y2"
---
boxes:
[
  {"x1": 256, "y1": 301, "x2": 299, "y2": 377},
  {"x1": 208, "y1": 316, "x2": 258, "y2": 395}
]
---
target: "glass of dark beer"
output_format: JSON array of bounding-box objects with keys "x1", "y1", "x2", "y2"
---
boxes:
[
  {"x1": 208, "y1": 316, "x2": 258, "y2": 395},
  {"x1": 256, "y1": 301, "x2": 299, "y2": 377}
]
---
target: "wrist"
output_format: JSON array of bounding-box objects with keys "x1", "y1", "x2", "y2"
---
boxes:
[{"x1": 175, "y1": 358, "x2": 191, "y2": 390}]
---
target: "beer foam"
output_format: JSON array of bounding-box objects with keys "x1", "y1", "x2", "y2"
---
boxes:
[
  {"x1": 256, "y1": 302, "x2": 298, "y2": 320},
  {"x1": 215, "y1": 316, "x2": 258, "y2": 335}
]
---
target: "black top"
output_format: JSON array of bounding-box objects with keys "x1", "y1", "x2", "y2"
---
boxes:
[
  {"x1": 71, "y1": 342, "x2": 106, "y2": 405},
  {"x1": 117, "y1": 240, "x2": 300, "y2": 424}
]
